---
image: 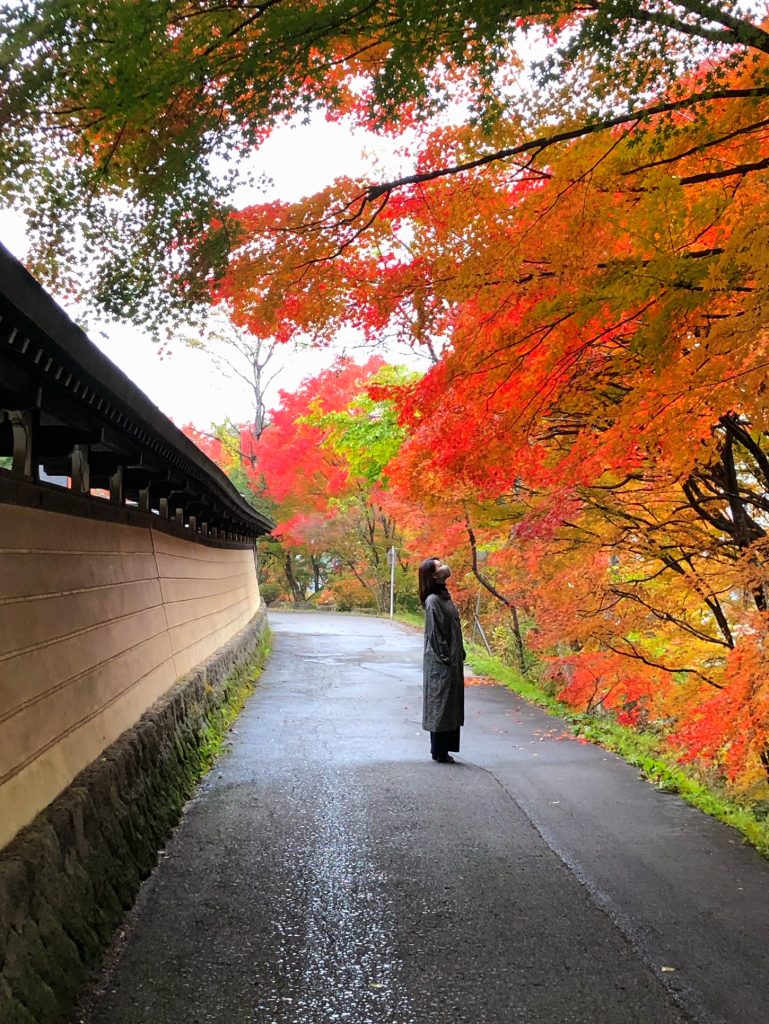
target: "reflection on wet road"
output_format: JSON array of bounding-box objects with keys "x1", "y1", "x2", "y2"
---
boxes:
[{"x1": 263, "y1": 771, "x2": 415, "y2": 1024}]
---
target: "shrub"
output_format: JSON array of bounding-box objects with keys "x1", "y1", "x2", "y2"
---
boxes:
[{"x1": 259, "y1": 582, "x2": 283, "y2": 605}]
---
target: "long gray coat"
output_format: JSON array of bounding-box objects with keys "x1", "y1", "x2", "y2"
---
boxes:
[{"x1": 422, "y1": 592, "x2": 465, "y2": 732}]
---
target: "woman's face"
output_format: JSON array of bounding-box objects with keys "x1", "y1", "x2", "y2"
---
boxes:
[{"x1": 432, "y1": 559, "x2": 452, "y2": 582}]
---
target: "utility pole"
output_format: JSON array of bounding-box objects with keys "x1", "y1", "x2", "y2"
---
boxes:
[{"x1": 387, "y1": 546, "x2": 397, "y2": 619}]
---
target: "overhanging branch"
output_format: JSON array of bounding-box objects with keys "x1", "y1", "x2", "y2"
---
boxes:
[{"x1": 364, "y1": 89, "x2": 769, "y2": 202}]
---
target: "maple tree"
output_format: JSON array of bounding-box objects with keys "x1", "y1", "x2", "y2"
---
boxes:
[
  {"x1": 235, "y1": 356, "x2": 421, "y2": 610},
  {"x1": 181, "y1": 417, "x2": 323, "y2": 601},
  {"x1": 3, "y1": 0, "x2": 769, "y2": 324}
]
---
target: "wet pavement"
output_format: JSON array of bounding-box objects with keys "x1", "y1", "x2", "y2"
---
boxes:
[{"x1": 79, "y1": 611, "x2": 769, "y2": 1024}]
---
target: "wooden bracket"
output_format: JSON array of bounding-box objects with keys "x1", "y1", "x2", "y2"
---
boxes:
[
  {"x1": 10, "y1": 409, "x2": 38, "y2": 480},
  {"x1": 70, "y1": 444, "x2": 90, "y2": 494}
]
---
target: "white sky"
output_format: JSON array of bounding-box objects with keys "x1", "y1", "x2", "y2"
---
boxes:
[{"x1": 0, "y1": 114, "x2": 425, "y2": 429}]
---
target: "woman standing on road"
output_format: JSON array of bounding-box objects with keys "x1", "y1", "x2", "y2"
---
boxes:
[{"x1": 419, "y1": 557, "x2": 465, "y2": 763}]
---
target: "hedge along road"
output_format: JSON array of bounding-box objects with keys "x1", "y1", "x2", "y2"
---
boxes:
[{"x1": 79, "y1": 611, "x2": 769, "y2": 1024}]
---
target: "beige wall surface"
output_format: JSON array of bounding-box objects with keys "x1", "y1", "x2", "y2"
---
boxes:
[{"x1": 0, "y1": 503, "x2": 261, "y2": 850}]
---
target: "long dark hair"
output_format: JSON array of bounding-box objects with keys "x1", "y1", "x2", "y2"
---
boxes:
[{"x1": 418, "y1": 557, "x2": 440, "y2": 608}]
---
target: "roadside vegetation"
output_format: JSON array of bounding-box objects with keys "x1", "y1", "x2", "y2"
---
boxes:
[
  {"x1": 467, "y1": 646, "x2": 769, "y2": 860},
  {"x1": 198, "y1": 629, "x2": 273, "y2": 774}
]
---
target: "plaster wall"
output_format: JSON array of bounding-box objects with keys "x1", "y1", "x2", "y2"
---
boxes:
[{"x1": 0, "y1": 502, "x2": 260, "y2": 849}]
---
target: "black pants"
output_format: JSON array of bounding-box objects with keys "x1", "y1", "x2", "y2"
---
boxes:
[{"x1": 430, "y1": 728, "x2": 460, "y2": 758}]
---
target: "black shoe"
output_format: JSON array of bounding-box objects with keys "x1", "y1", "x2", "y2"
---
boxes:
[{"x1": 435, "y1": 754, "x2": 455, "y2": 764}]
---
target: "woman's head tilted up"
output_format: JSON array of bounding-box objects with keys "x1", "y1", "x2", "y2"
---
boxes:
[{"x1": 418, "y1": 557, "x2": 452, "y2": 606}]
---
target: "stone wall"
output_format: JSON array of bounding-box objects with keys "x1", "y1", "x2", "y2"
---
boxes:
[
  {"x1": 0, "y1": 604, "x2": 269, "y2": 1024},
  {"x1": 0, "y1": 502, "x2": 260, "y2": 850}
]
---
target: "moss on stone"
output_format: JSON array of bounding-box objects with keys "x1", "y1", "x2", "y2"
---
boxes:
[
  {"x1": 0, "y1": 976, "x2": 37, "y2": 1024},
  {"x1": 35, "y1": 903, "x2": 82, "y2": 1004},
  {"x1": 0, "y1": 860, "x2": 27, "y2": 952},
  {"x1": 4, "y1": 924, "x2": 61, "y2": 1024}
]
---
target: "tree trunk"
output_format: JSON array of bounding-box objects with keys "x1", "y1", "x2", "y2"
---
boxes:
[
  {"x1": 283, "y1": 554, "x2": 304, "y2": 603},
  {"x1": 465, "y1": 514, "x2": 527, "y2": 673},
  {"x1": 310, "y1": 555, "x2": 322, "y2": 594},
  {"x1": 760, "y1": 746, "x2": 769, "y2": 781},
  {"x1": 509, "y1": 602, "x2": 526, "y2": 673}
]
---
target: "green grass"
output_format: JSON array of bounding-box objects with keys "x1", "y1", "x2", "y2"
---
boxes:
[
  {"x1": 390, "y1": 610, "x2": 425, "y2": 630},
  {"x1": 463, "y1": 643, "x2": 769, "y2": 859},
  {"x1": 197, "y1": 628, "x2": 273, "y2": 774}
]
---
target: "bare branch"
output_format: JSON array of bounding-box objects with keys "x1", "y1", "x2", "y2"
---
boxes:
[{"x1": 364, "y1": 90, "x2": 769, "y2": 202}]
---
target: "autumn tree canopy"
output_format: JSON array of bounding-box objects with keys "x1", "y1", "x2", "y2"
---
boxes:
[{"x1": 2, "y1": 0, "x2": 769, "y2": 323}]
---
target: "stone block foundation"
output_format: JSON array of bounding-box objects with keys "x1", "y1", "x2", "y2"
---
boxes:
[{"x1": 0, "y1": 605, "x2": 270, "y2": 1024}]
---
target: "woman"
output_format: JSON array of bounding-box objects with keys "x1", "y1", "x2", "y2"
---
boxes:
[{"x1": 418, "y1": 557, "x2": 465, "y2": 763}]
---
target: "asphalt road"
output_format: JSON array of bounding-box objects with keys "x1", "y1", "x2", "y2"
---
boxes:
[{"x1": 78, "y1": 611, "x2": 769, "y2": 1024}]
